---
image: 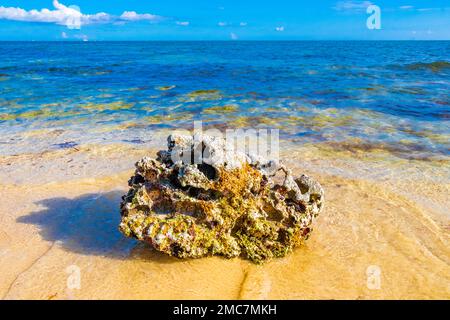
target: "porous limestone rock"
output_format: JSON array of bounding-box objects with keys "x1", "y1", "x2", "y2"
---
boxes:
[{"x1": 119, "y1": 134, "x2": 324, "y2": 263}]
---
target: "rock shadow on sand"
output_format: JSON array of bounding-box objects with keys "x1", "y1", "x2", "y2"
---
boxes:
[{"x1": 17, "y1": 191, "x2": 178, "y2": 263}]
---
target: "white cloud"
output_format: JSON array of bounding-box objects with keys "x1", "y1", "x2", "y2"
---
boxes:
[
  {"x1": 417, "y1": 8, "x2": 437, "y2": 12},
  {"x1": 74, "y1": 34, "x2": 88, "y2": 41},
  {"x1": 230, "y1": 32, "x2": 238, "y2": 40},
  {"x1": 0, "y1": 0, "x2": 111, "y2": 29},
  {"x1": 275, "y1": 26, "x2": 285, "y2": 32},
  {"x1": 0, "y1": 0, "x2": 162, "y2": 29},
  {"x1": 176, "y1": 21, "x2": 189, "y2": 26},
  {"x1": 333, "y1": 1, "x2": 373, "y2": 12},
  {"x1": 401, "y1": 6, "x2": 443, "y2": 12},
  {"x1": 61, "y1": 31, "x2": 68, "y2": 38},
  {"x1": 218, "y1": 21, "x2": 227, "y2": 27},
  {"x1": 239, "y1": 22, "x2": 247, "y2": 27},
  {"x1": 120, "y1": 11, "x2": 160, "y2": 22}
]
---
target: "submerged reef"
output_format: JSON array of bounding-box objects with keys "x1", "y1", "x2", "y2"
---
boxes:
[{"x1": 119, "y1": 134, "x2": 324, "y2": 263}]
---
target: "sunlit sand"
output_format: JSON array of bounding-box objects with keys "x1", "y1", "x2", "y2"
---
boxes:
[{"x1": 1, "y1": 142, "x2": 448, "y2": 299}]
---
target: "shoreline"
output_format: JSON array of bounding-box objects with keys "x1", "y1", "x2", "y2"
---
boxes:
[{"x1": 0, "y1": 141, "x2": 448, "y2": 299}]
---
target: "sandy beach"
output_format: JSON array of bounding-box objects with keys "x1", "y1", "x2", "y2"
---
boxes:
[
  {"x1": 1, "y1": 40, "x2": 449, "y2": 300},
  {"x1": 1, "y1": 141, "x2": 448, "y2": 300}
]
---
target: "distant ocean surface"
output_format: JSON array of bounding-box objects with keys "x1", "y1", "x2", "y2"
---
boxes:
[{"x1": 0, "y1": 41, "x2": 449, "y2": 159}]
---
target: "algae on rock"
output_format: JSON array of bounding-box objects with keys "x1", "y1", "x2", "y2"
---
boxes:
[{"x1": 119, "y1": 134, "x2": 324, "y2": 263}]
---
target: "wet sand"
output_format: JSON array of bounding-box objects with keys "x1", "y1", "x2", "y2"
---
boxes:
[{"x1": 0, "y1": 143, "x2": 449, "y2": 300}]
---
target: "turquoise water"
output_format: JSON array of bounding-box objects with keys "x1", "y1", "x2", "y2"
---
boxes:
[{"x1": 0, "y1": 41, "x2": 449, "y2": 158}]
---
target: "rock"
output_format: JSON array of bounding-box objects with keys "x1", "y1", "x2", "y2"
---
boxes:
[{"x1": 119, "y1": 134, "x2": 324, "y2": 263}]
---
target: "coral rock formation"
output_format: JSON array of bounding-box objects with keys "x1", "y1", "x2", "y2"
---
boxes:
[{"x1": 119, "y1": 134, "x2": 324, "y2": 263}]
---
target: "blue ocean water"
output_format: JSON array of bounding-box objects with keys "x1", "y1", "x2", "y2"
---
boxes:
[{"x1": 0, "y1": 41, "x2": 449, "y2": 158}]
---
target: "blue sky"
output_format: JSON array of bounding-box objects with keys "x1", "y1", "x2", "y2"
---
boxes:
[{"x1": 0, "y1": 0, "x2": 449, "y2": 40}]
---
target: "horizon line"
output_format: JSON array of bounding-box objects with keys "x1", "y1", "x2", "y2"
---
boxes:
[{"x1": 1, "y1": 39, "x2": 449, "y2": 42}]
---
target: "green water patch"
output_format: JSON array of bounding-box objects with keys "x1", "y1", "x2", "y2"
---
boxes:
[
  {"x1": 217, "y1": 110, "x2": 358, "y2": 132},
  {"x1": 432, "y1": 99, "x2": 449, "y2": 106},
  {"x1": 97, "y1": 94, "x2": 115, "y2": 99},
  {"x1": 186, "y1": 89, "x2": 223, "y2": 101},
  {"x1": 80, "y1": 101, "x2": 135, "y2": 111},
  {"x1": 315, "y1": 138, "x2": 448, "y2": 162},
  {"x1": 155, "y1": 85, "x2": 176, "y2": 91},
  {"x1": 391, "y1": 86, "x2": 428, "y2": 95},
  {"x1": 0, "y1": 98, "x2": 22, "y2": 109},
  {"x1": 0, "y1": 101, "x2": 142, "y2": 122},
  {"x1": 405, "y1": 61, "x2": 450, "y2": 73},
  {"x1": 398, "y1": 126, "x2": 450, "y2": 145},
  {"x1": 0, "y1": 100, "x2": 138, "y2": 122},
  {"x1": 226, "y1": 115, "x2": 282, "y2": 128},
  {"x1": 203, "y1": 104, "x2": 239, "y2": 115},
  {"x1": 0, "y1": 108, "x2": 84, "y2": 121},
  {"x1": 125, "y1": 86, "x2": 148, "y2": 92},
  {"x1": 303, "y1": 114, "x2": 354, "y2": 129},
  {"x1": 46, "y1": 66, "x2": 112, "y2": 76},
  {"x1": 144, "y1": 112, "x2": 194, "y2": 125}
]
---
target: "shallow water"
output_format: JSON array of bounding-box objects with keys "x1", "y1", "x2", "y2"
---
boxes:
[
  {"x1": 0, "y1": 41, "x2": 449, "y2": 158},
  {"x1": 0, "y1": 41, "x2": 449, "y2": 299}
]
